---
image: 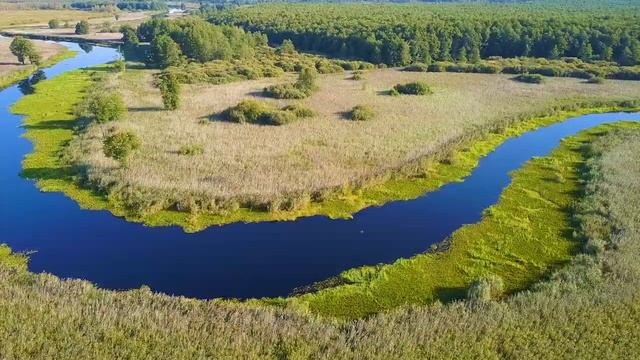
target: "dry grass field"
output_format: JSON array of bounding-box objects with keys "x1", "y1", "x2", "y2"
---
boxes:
[
  {"x1": 0, "y1": 11, "x2": 152, "y2": 42},
  {"x1": 72, "y1": 68, "x2": 640, "y2": 205},
  {"x1": 0, "y1": 36, "x2": 66, "y2": 77}
]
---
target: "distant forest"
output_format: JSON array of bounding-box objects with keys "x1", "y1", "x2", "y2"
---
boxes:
[{"x1": 207, "y1": 2, "x2": 640, "y2": 66}]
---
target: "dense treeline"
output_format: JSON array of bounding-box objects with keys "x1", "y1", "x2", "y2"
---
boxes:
[
  {"x1": 208, "y1": 3, "x2": 640, "y2": 66},
  {"x1": 70, "y1": 0, "x2": 167, "y2": 11},
  {"x1": 136, "y1": 17, "x2": 264, "y2": 67}
]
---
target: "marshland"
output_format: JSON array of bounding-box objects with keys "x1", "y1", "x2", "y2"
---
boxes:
[{"x1": 1, "y1": 0, "x2": 640, "y2": 358}]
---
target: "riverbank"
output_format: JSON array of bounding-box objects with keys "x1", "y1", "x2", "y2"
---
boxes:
[
  {"x1": 0, "y1": 37, "x2": 76, "y2": 90},
  {"x1": 1, "y1": 123, "x2": 639, "y2": 357},
  {"x1": 287, "y1": 121, "x2": 640, "y2": 319},
  {"x1": 11, "y1": 66, "x2": 640, "y2": 231}
]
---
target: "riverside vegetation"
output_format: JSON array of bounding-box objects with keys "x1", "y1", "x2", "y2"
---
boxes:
[{"x1": 1, "y1": 122, "x2": 639, "y2": 358}]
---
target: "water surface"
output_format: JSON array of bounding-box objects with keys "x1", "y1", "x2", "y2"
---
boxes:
[{"x1": 1, "y1": 40, "x2": 639, "y2": 299}]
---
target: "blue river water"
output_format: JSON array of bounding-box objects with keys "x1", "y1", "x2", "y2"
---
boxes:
[{"x1": 1, "y1": 40, "x2": 639, "y2": 299}]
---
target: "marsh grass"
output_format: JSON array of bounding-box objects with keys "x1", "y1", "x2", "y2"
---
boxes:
[
  {"x1": 1, "y1": 125, "x2": 640, "y2": 358},
  {"x1": 58, "y1": 66, "x2": 640, "y2": 230}
]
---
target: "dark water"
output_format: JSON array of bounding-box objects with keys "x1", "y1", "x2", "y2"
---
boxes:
[{"x1": 1, "y1": 40, "x2": 639, "y2": 299}]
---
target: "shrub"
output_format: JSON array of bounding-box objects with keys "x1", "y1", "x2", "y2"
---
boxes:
[
  {"x1": 513, "y1": 73, "x2": 545, "y2": 84},
  {"x1": 427, "y1": 63, "x2": 447, "y2": 72},
  {"x1": 264, "y1": 67, "x2": 318, "y2": 99},
  {"x1": 48, "y1": 19, "x2": 60, "y2": 29},
  {"x1": 316, "y1": 59, "x2": 343, "y2": 74},
  {"x1": 350, "y1": 105, "x2": 375, "y2": 121},
  {"x1": 157, "y1": 71, "x2": 180, "y2": 110},
  {"x1": 88, "y1": 93, "x2": 126, "y2": 123},
  {"x1": 263, "y1": 84, "x2": 308, "y2": 99},
  {"x1": 75, "y1": 20, "x2": 90, "y2": 35},
  {"x1": 586, "y1": 76, "x2": 605, "y2": 84},
  {"x1": 473, "y1": 64, "x2": 501, "y2": 74},
  {"x1": 179, "y1": 144, "x2": 204, "y2": 156},
  {"x1": 277, "y1": 39, "x2": 296, "y2": 55},
  {"x1": 224, "y1": 100, "x2": 271, "y2": 124},
  {"x1": 259, "y1": 110, "x2": 298, "y2": 126},
  {"x1": 467, "y1": 275, "x2": 504, "y2": 303},
  {"x1": 392, "y1": 81, "x2": 432, "y2": 95},
  {"x1": 112, "y1": 59, "x2": 126, "y2": 72},
  {"x1": 282, "y1": 104, "x2": 315, "y2": 118},
  {"x1": 403, "y1": 63, "x2": 428, "y2": 72},
  {"x1": 103, "y1": 130, "x2": 140, "y2": 166},
  {"x1": 351, "y1": 71, "x2": 364, "y2": 80}
]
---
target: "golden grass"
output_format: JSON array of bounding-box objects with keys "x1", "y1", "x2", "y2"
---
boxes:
[
  {"x1": 0, "y1": 9, "x2": 107, "y2": 28},
  {"x1": 74, "y1": 69, "x2": 640, "y2": 204}
]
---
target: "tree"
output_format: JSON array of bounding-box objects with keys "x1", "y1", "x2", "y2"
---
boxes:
[
  {"x1": 295, "y1": 67, "x2": 317, "y2": 93},
  {"x1": 103, "y1": 130, "x2": 140, "y2": 166},
  {"x1": 48, "y1": 19, "x2": 60, "y2": 29},
  {"x1": 149, "y1": 34, "x2": 183, "y2": 68},
  {"x1": 75, "y1": 20, "x2": 90, "y2": 35},
  {"x1": 88, "y1": 93, "x2": 126, "y2": 122},
  {"x1": 277, "y1": 39, "x2": 296, "y2": 55},
  {"x1": 9, "y1": 36, "x2": 40, "y2": 65},
  {"x1": 120, "y1": 25, "x2": 139, "y2": 46},
  {"x1": 157, "y1": 72, "x2": 180, "y2": 110}
]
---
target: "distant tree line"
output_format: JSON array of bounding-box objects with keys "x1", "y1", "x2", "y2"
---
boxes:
[
  {"x1": 70, "y1": 0, "x2": 167, "y2": 11},
  {"x1": 207, "y1": 3, "x2": 640, "y2": 66}
]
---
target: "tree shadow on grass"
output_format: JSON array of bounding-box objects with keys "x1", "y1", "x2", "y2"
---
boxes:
[
  {"x1": 22, "y1": 120, "x2": 75, "y2": 131},
  {"x1": 20, "y1": 166, "x2": 75, "y2": 181},
  {"x1": 434, "y1": 286, "x2": 468, "y2": 303},
  {"x1": 128, "y1": 106, "x2": 163, "y2": 112}
]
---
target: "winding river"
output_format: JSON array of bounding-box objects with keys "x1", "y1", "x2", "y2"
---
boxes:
[{"x1": 1, "y1": 40, "x2": 639, "y2": 299}]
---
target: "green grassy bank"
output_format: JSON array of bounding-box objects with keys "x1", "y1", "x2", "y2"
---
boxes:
[
  {"x1": 1, "y1": 124, "x2": 639, "y2": 358},
  {"x1": 286, "y1": 121, "x2": 640, "y2": 319},
  {"x1": 0, "y1": 48, "x2": 76, "y2": 90}
]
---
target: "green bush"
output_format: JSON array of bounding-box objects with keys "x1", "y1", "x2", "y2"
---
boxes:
[
  {"x1": 224, "y1": 100, "x2": 271, "y2": 124},
  {"x1": 264, "y1": 67, "x2": 318, "y2": 99},
  {"x1": 351, "y1": 71, "x2": 364, "y2": 80},
  {"x1": 586, "y1": 76, "x2": 605, "y2": 84},
  {"x1": 9, "y1": 36, "x2": 40, "y2": 65},
  {"x1": 157, "y1": 71, "x2": 180, "y2": 110},
  {"x1": 467, "y1": 275, "x2": 504, "y2": 303},
  {"x1": 112, "y1": 59, "x2": 126, "y2": 72},
  {"x1": 103, "y1": 130, "x2": 140, "y2": 166},
  {"x1": 513, "y1": 73, "x2": 545, "y2": 84},
  {"x1": 350, "y1": 105, "x2": 375, "y2": 121},
  {"x1": 88, "y1": 93, "x2": 127, "y2": 123},
  {"x1": 403, "y1": 63, "x2": 428, "y2": 72},
  {"x1": 281, "y1": 103, "x2": 315, "y2": 118},
  {"x1": 259, "y1": 110, "x2": 298, "y2": 126},
  {"x1": 392, "y1": 81, "x2": 432, "y2": 95},
  {"x1": 427, "y1": 63, "x2": 447, "y2": 72},
  {"x1": 48, "y1": 19, "x2": 60, "y2": 29},
  {"x1": 316, "y1": 59, "x2": 344, "y2": 74},
  {"x1": 178, "y1": 144, "x2": 204, "y2": 156}
]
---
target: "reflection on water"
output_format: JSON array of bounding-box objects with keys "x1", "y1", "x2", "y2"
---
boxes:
[
  {"x1": 17, "y1": 70, "x2": 47, "y2": 95},
  {"x1": 79, "y1": 42, "x2": 94, "y2": 53}
]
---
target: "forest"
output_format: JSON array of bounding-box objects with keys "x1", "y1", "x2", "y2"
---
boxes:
[{"x1": 207, "y1": 3, "x2": 640, "y2": 66}]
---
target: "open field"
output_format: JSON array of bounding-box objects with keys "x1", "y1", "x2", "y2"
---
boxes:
[
  {"x1": 70, "y1": 68, "x2": 640, "y2": 222},
  {"x1": 0, "y1": 9, "x2": 108, "y2": 28},
  {"x1": 0, "y1": 11, "x2": 153, "y2": 42},
  {"x1": 1, "y1": 123, "x2": 640, "y2": 358},
  {"x1": 0, "y1": 36, "x2": 73, "y2": 88}
]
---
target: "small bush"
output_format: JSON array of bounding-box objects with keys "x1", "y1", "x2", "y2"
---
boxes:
[
  {"x1": 263, "y1": 84, "x2": 308, "y2": 99},
  {"x1": 224, "y1": 100, "x2": 271, "y2": 124},
  {"x1": 403, "y1": 63, "x2": 428, "y2": 72},
  {"x1": 48, "y1": 19, "x2": 60, "y2": 29},
  {"x1": 473, "y1": 64, "x2": 501, "y2": 74},
  {"x1": 157, "y1": 71, "x2": 180, "y2": 110},
  {"x1": 513, "y1": 73, "x2": 545, "y2": 84},
  {"x1": 350, "y1": 105, "x2": 375, "y2": 121},
  {"x1": 88, "y1": 93, "x2": 126, "y2": 123},
  {"x1": 112, "y1": 59, "x2": 126, "y2": 72},
  {"x1": 316, "y1": 59, "x2": 344, "y2": 74},
  {"x1": 467, "y1": 275, "x2": 504, "y2": 303},
  {"x1": 103, "y1": 130, "x2": 140, "y2": 166},
  {"x1": 392, "y1": 81, "x2": 432, "y2": 95},
  {"x1": 282, "y1": 104, "x2": 315, "y2": 118},
  {"x1": 427, "y1": 63, "x2": 447, "y2": 72},
  {"x1": 351, "y1": 71, "x2": 364, "y2": 80},
  {"x1": 586, "y1": 77, "x2": 605, "y2": 84},
  {"x1": 259, "y1": 110, "x2": 298, "y2": 126},
  {"x1": 179, "y1": 144, "x2": 204, "y2": 156}
]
